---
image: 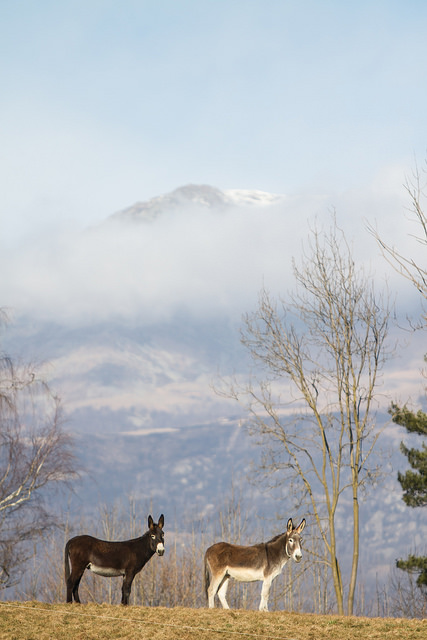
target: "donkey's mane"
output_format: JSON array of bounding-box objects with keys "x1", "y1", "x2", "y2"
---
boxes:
[{"x1": 266, "y1": 531, "x2": 287, "y2": 544}]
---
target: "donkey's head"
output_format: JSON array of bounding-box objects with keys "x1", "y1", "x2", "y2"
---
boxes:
[
  {"x1": 285, "y1": 517, "x2": 305, "y2": 563},
  {"x1": 148, "y1": 514, "x2": 165, "y2": 556}
]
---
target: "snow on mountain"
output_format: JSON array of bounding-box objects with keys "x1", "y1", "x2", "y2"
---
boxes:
[
  {"x1": 106, "y1": 184, "x2": 287, "y2": 224},
  {"x1": 224, "y1": 188, "x2": 285, "y2": 207}
]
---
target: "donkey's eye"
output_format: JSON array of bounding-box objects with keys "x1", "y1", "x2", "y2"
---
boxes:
[{"x1": 151, "y1": 534, "x2": 156, "y2": 539}]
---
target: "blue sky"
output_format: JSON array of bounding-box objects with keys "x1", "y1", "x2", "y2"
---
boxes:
[{"x1": 1, "y1": 0, "x2": 427, "y2": 244}]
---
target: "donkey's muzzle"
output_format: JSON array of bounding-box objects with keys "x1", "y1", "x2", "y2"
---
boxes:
[{"x1": 156, "y1": 546, "x2": 165, "y2": 556}]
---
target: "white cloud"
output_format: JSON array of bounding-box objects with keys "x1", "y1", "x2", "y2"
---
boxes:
[{"x1": 0, "y1": 180, "x2": 423, "y2": 328}]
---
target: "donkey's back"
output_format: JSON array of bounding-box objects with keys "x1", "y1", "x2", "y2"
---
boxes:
[
  {"x1": 66, "y1": 535, "x2": 138, "y2": 576},
  {"x1": 205, "y1": 541, "x2": 267, "y2": 576}
]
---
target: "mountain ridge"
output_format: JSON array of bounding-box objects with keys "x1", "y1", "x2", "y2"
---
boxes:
[{"x1": 106, "y1": 184, "x2": 286, "y2": 224}]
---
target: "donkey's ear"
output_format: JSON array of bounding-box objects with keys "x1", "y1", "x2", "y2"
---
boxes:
[
  {"x1": 296, "y1": 519, "x2": 306, "y2": 533},
  {"x1": 148, "y1": 515, "x2": 154, "y2": 529},
  {"x1": 287, "y1": 518, "x2": 293, "y2": 533},
  {"x1": 158, "y1": 514, "x2": 164, "y2": 529}
]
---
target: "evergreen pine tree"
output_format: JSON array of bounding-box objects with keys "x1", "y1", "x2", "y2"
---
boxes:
[{"x1": 390, "y1": 401, "x2": 427, "y2": 592}]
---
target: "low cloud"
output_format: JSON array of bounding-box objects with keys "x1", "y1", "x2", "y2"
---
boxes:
[{"x1": 0, "y1": 182, "x2": 422, "y2": 327}]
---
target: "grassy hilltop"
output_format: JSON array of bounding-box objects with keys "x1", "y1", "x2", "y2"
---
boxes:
[{"x1": 0, "y1": 602, "x2": 425, "y2": 640}]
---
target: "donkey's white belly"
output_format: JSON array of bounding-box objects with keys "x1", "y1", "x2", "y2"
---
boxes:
[
  {"x1": 227, "y1": 566, "x2": 264, "y2": 582},
  {"x1": 87, "y1": 563, "x2": 124, "y2": 577}
]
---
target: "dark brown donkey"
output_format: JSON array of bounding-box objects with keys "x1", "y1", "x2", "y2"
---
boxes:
[
  {"x1": 65, "y1": 514, "x2": 164, "y2": 605},
  {"x1": 204, "y1": 517, "x2": 305, "y2": 611}
]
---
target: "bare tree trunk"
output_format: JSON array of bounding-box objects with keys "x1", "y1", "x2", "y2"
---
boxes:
[{"x1": 348, "y1": 486, "x2": 359, "y2": 615}]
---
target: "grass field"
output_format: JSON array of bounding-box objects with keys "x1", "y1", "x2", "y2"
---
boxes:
[{"x1": 0, "y1": 601, "x2": 425, "y2": 640}]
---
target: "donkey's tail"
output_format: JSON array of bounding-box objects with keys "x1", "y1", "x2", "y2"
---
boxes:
[
  {"x1": 203, "y1": 552, "x2": 210, "y2": 603},
  {"x1": 64, "y1": 539, "x2": 71, "y2": 583}
]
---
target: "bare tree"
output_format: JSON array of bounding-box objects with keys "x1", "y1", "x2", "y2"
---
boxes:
[
  {"x1": 223, "y1": 218, "x2": 391, "y2": 615},
  {"x1": 387, "y1": 565, "x2": 427, "y2": 619},
  {"x1": 370, "y1": 161, "x2": 427, "y2": 608},
  {"x1": 369, "y1": 160, "x2": 427, "y2": 318},
  {"x1": 0, "y1": 311, "x2": 78, "y2": 588}
]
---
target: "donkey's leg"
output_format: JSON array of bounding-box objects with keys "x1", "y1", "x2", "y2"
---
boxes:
[
  {"x1": 259, "y1": 576, "x2": 273, "y2": 612},
  {"x1": 66, "y1": 580, "x2": 73, "y2": 603},
  {"x1": 72, "y1": 575, "x2": 83, "y2": 604},
  {"x1": 66, "y1": 572, "x2": 73, "y2": 603},
  {"x1": 217, "y1": 575, "x2": 230, "y2": 609},
  {"x1": 207, "y1": 572, "x2": 226, "y2": 608},
  {"x1": 121, "y1": 572, "x2": 136, "y2": 605},
  {"x1": 67, "y1": 570, "x2": 84, "y2": 604}
]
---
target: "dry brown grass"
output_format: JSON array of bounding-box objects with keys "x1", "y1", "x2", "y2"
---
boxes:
[{"x1": 0, "y1": 601, "x2": 425, "y2": 640}]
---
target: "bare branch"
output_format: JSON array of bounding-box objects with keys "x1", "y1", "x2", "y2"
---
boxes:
[
  {"x1": 0, "y1": 310, "x2": 79, "y2": 588},
  {"x1": 368, "y1": 161, "x2": 427, "y2": 313}
]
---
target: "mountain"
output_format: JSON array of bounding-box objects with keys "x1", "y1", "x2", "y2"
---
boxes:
[{"x1": 106, "y1": 184, "x2": 286, "y2": 224}]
